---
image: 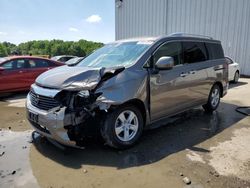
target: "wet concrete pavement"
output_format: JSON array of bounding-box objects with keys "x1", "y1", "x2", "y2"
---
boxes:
[
  {"x1": 0, "y1": 79, "x2": 250, "y2": 188},
  {"x1": 0, "y1": 130, "x2": 38, "y2": 188}
]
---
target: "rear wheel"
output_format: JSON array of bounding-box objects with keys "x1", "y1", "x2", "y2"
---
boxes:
[
  {"x1": 203, "y1": 84, "x2": 221, "y2": 113},
  {"x1": 233, "y1": 71, "x2": 239, "y2": 83},
  {"x1": 101, "y1": 105, "x2": 144, "y2": 149}
]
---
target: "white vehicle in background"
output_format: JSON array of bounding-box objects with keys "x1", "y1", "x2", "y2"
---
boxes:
[
  {"x1": 226, "y1": 56, "x2": 240, "y2": 83},
  {"x1": 51, "y1": 55, "x2": 77, "y2": 63}
]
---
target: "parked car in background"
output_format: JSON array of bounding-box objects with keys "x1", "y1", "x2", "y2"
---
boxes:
[
  {"x1": 26, "y1": 33, "x2": 228, "y2": 149},
  {"x1": 64, "y1": 57, "x2": 85, "y2": 66},
  {"x1": 0, "y1": 56, "x2": 63, "y2": 93},
  {"x1": 51, "y1": 55, "x2": 77, "y2": 63},
  {"x1": 226, "y1": 56, "x2": 240, "y2": 83}
]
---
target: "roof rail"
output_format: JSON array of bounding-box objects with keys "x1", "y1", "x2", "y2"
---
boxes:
[{"x1": 169, "y1": 32, "x2": 213, "y2": 40}]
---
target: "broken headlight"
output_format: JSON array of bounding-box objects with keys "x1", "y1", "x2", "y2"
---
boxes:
[
  {"x1": 74, "y1": 90, "x2": 101, "y2": 108},
  {"x1": 77, "y1": 90, "x2": 90, "y2": 98}
]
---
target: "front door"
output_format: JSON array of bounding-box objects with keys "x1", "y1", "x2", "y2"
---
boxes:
[
  {"x1": 0, "y1": 59, "x2": 30, "y2": 92},
  {"x1": 150, "y1": 41, "x2": 188, "y2": 121}
]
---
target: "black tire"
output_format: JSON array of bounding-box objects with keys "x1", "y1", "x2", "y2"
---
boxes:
[
  {"x1": 101, "y1": 104, "x2": 144, "y2": 149},
  {"x1": 233, "y1": 71, "x2": 239, "y2": 83},
  {"x1": 203, "y1": 84, "x2": 221, "y2": 113}
]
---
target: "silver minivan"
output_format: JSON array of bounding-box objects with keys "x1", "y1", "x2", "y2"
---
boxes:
[{"x1": 26, "y1": 33, "x2": 228, "y2": 149}]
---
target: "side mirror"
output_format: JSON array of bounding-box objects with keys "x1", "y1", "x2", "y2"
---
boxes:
[
  {"x1": 0, "y1": 67, "x2": 4, "y2": 72},
  {"x1": 155, "y1": 56, "x2": 174, "y2": 70}
]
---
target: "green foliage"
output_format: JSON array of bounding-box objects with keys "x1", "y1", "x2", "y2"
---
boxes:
[
  {"x1": 1, "y1": 42, "x2": 16, "y2": 55},
  {"x1": 0, "y1": 43, "x2": 8, "y2": 57},
  {"x1": 0, "y1": 39, "x2": 104, "y2": 57}
]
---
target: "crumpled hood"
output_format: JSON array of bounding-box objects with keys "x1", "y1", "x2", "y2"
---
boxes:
[
  {"x1": 35, "y1": 65, "x2": 102, "y2": 90},
  {"x1": 35, "y1": 65, "x2": 125, "y2": 91}
]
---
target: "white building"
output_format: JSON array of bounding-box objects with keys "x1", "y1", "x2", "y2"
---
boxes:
[{"x1": 115, "y1": 0, "x2": 250, "y2": 75}]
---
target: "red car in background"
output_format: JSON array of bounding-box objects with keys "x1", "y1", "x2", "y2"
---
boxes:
[{"x1": 0, "y1": 56, "x2": 63, "y2": 93}]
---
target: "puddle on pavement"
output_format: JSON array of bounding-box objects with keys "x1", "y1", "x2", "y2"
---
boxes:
[
  {"x1": 28, "y1": 102, "x2": 248, "y2": 188},
  {"x1": 31, "y1": 103, "x2": 243, "y2": 170},
  {"x1": 0, "y1": 130, "x2": 38, "y2": 188}
]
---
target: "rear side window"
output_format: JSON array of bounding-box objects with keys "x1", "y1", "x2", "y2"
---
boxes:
[
  {"x1": 35, "y1": 59, "x2": 49, "y2": 68},
  {"x1": 49, "y1": 61, "x2": 58, "y2": 66},
  {"x1": 183, "y1": 42, "x2": 208, "y2": 64},
  {"x1": 206, "y1": 43, "x2": 224, "y2": 60},
  {"x1": 65, "y1": 57, "x2": 73, "y2": 61}
]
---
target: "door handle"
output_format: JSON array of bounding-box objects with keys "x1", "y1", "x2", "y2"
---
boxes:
[
  {"x1": 189, "y1": 70, "x2": 196, "y2": 74},
  {"x1": 180, "y1": 72, "x2": 188, "y2": 77}
]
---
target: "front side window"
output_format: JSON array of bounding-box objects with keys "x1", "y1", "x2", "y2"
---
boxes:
[
  {"x1": 2, "y1": 59, "x2": 25, "y2": 70},
  {"x1": 2, "y1": 61, "x2": 14, "y2": 69},
  {"x1": 77, "y1": 41, "x2": 152, "y2": 68},
  {"x1": 154, "y1": 42, "x2": 182, "y2": 66},
  {"x1": 183, "y1": 42, "x2": 208, "y2": 63}
]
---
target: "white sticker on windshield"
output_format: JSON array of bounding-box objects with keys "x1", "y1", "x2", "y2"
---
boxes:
[{"x1": 137, "y1": 41, "x2": 154, "y2": 45}]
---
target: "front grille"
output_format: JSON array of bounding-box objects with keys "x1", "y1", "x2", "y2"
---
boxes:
[{"x1": 30, "y1": 91, "x2": 60, "y2": 111}]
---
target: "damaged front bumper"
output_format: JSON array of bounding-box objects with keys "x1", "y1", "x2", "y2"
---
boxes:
[{"x1": 26, "y1": 93, "x2": 79, "y2": 147}]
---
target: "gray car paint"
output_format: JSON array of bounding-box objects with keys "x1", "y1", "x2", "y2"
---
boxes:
[{"x1": 26, "y1": 35, "x2": 228, "y2": 147}]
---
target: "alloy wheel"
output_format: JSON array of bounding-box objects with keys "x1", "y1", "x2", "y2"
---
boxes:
[
  {"x1": 211, "y1": 88, "x2": 220, "y2": 107},
  {"x1": 115, "y1": 110, "x2": 139, "y2": 142}
]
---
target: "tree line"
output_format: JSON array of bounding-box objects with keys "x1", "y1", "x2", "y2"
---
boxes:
[{"x1": 0, "y1": 39, "x2": 104, "y2": 57}]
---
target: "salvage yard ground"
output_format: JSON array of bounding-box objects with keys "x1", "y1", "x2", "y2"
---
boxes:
[{"x1": 0, "y1": 79, "x2": 250, "y2": 188}]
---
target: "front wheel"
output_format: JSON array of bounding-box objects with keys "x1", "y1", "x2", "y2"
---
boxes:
[
  {"x1": 203, "y1": 84, "x2": 221, "y2": 113},
  {"x1": 101, "y1": 105, "x2": 144, "y2": 149}
]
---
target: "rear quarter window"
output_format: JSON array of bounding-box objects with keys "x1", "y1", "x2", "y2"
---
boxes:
[{"x1": 206, "y1": 43, "x2": 224, "y2": 60}]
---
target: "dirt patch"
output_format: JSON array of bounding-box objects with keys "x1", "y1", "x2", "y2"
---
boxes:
[
  {"x1": 0, "y1": 93, "x2": 30, "y2": 131},
  {"x1": 186, "y1": 149, "x2": 206, "y2": 164},
  {"x1": 209, "y1": 127, "x2": 250, "y2": 180},
  {"x1": 0, "y1": 104, "x2": 30, "y2": 131}
]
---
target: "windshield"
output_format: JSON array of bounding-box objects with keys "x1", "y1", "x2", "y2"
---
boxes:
[
  {"x1": 51, "y1": 56, "x2": 60, "y2": 61},
  {"x1": 77, "y1": 41, "x2": 152, "y2": 68},
  {"x1": 65, "y1": 57, "x2": 83, "y2": 65}
]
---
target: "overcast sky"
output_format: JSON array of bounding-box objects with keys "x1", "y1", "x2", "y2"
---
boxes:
[{"x1": 0, "y1": 0, "x2": 115, "y2": 44}]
